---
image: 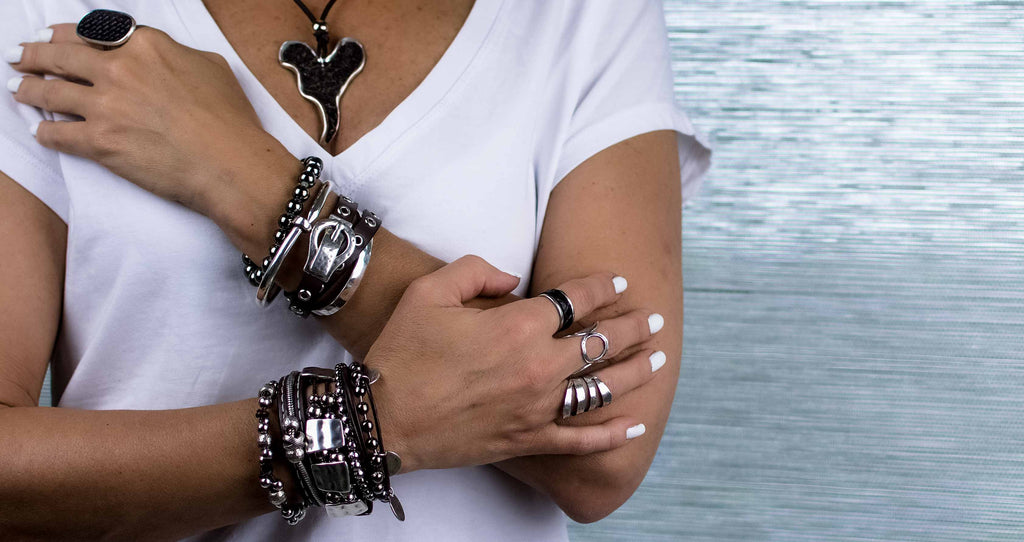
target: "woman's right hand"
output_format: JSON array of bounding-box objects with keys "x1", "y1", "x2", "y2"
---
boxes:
[{"x1": 365, "y1": 255, "x2": 663, "y2": 473}]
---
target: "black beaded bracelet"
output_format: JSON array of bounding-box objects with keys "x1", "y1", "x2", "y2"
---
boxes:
[
  {"x1": 242, "y1": 156, "x2": 324, "y2": 287},
  {"x1": 255, "y1": 380, "x2": 307, "y2": 525}
]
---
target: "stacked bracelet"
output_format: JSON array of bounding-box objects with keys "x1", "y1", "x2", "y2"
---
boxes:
[
  {"x1": 242, "y1": 156, "x2": 323, "y2": 287},
  {"x1": 255, "y1": 363, "x2": 403, "y2": 525},
  {"x1": 238, "y1": 154, "x2": 379, "y2": 319}
]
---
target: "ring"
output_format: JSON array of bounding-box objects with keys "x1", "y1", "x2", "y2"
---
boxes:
[
  {"x1": 562, "y1": 375, "x2": 613, "y2": 418},
  {"x1": 567, "y1": 322, "x2": 610, "y2": 377},
  {"x1": 538, "y1": 289, "x2": 574, "y2": 334},
  {"x1": 77, "y1": 9, "x2": 138, "y2": 50}
]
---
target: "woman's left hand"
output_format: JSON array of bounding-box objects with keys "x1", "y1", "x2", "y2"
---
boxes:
[{"x1": 7, "y1": 24, "x2": 290, "y2": 217}]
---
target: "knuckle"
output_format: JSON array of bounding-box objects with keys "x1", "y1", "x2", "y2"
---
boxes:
[
  {"x1": 404, "y1": 276, "x2": 435, "y2": 300},
  {"x1": 634, "y1": 312, "x2": 650, "y2": 339},
  {"x1": 503, "y1": 313, "x2": 537, "y2": 343},
  {"x1": 101, "y1": 58, "x2": 127, "y2": 81},
  {"x1": 40, "y1": 83, "x2": 59, "y2": 109},
  {"x1": 90, "y1": 123, "x2": 121, "y2": 158},
  {"x1": 518, "y1": 363, "x2": 550, "y2": 395}
]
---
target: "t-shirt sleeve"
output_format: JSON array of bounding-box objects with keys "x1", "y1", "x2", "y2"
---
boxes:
[
  {"x1": 0, "y1": 1, "x2": 70, "y2": 223},
  {"x1": 549, "y1": 0, "x2": 712, "y2": 203}
]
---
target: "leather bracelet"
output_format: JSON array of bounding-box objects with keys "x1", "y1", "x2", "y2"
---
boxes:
[
  {"x1": 305, "y1": 208, "x2": 380, "y2": 316},
  {"x1": 286, "y1": 197, "x2": 380, "y2": 317}
]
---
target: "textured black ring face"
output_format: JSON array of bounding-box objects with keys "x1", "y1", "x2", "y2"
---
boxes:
[
  {"x1": 541, "y1": 289, "x2": 575, "y2": 333},
  {"x1": 76, "y1": 9, "x2": 136, "y2": 47}
]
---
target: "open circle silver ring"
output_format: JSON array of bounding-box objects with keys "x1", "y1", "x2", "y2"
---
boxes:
[
  {"x1": 538, "y1": 288, "x2": 574, "y2": 334},
  {"x1": 567, "y1": 323, "x2": 610, "y2": 377},
  {"x1": 77, "y1": 9, "x2": 138, "y2": 50}
]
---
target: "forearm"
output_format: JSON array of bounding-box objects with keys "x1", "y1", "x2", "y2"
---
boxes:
[
  {"x1": 0, "y1": 400, "x2": 272, "y2": 541},
  {"x1": 204, "y1": 138, "x2": 671, "y2": 519},
  {"x1": 208, "y1": 141, "x2": 510, "y2": 357}
]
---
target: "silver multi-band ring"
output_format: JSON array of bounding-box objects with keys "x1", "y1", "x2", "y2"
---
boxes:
[{"x1": 562, "y1": 375, "x2": 613, "y2": 418}]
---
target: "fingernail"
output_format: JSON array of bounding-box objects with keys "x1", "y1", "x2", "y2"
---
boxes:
[
  {"x1": 626, "y1": 424, "x2": 646, "y2": 440},
  {"x1": 35, "y1": 28, "x2": 54, "y2": 43},
  {"x1": 612, "y1": 276, "x2": 628, "y2": 294},
  {"x1": 6, "y1": 76, "x2": 22, "y2": 93},
  {"x1": 650, "y1": 351, "x2": 666, "y2": 373},
  {"x1": 648, "y1": 313, "x2": 664, "y2": 334},
  {"x1": 4, "y1": 45, "x2": 23, "y2": 64},
  {"x1": 29, "y1": 121, "x2": 39, "y2": 137}
]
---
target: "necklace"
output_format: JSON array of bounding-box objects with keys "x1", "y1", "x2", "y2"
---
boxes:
[{"x1": 279, "y1": 0, "x2": 365, "y2": 146}]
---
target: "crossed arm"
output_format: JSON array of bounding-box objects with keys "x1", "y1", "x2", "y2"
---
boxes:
[{"x1": 0, "y1": 26, "x2": 685, "y2": 537}]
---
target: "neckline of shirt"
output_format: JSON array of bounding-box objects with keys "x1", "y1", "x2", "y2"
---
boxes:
[{"x1": 169, "y1": 0, "x2": 504, "y2": 186}]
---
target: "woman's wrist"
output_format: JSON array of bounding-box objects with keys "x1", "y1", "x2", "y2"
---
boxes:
[{"x1": 202, "y1": 134, "x2": 305, "y2": 258}]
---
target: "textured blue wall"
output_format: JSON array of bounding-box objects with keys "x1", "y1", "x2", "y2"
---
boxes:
[{"x1": 570, "y1": 1, "x2": 1024, "y2": 540}]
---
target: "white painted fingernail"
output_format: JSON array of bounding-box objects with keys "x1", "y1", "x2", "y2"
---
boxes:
[
  {"x1": 626, "y1": 424, "x2": 646, "y2": 440},
  {"x1": 613, "y1": 276, "x2": 628, "y2": 294},
  {"x1": 648, "y1": 313, "x2": 664, "y2": 334},
  {"x1": 35, "y1": 28, "x2": 54, "y2": 43},
  {"x1": 4, "y1": 45, "x2": 23, "y2": 64},
  {"x1": 29, "y1": 121, "x2": 39, "y2": 137},
  {"x1": 7, "y1": 76, "x2": 22, "y2": 93},
  {"x1": 650, "y1": 351, "x2": 666, "y2": 373}
]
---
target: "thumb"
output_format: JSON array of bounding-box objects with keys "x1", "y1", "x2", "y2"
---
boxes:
[{"x1": 421, "y1": 255, "x2": 521, "y2": 306}]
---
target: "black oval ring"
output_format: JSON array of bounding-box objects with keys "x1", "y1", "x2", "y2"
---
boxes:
[{"x1": 76, "y1": 9, "x2": 137, "y2": 49}]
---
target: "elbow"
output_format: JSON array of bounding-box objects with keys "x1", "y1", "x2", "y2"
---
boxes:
[{"x1": 551, "y1": 459, "x2": 649, "y2": 524}]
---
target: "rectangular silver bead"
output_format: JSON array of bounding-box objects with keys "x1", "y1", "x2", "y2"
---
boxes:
[
  {"x1": 305, "y1": 418, "x2": 345, "y2": 452},
  {"x1": 311, "y1": 460, "x2": 351, "y2": 494},
  {"x1": 325, "y1": 500, "x2": 368, "y2": 517}
]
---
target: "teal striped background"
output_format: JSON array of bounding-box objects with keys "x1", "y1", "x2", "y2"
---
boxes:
[{"x1": 570, "y1": 1, "x2": 1024, "y2": 540}]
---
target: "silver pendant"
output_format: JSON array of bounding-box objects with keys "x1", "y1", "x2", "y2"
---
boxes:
[
  {"x1": 279, "y1": 38, "x2": 365, "y2": 145},
  {"x1": 389, "y1": 491, "x2": 406, "y2": 521}
]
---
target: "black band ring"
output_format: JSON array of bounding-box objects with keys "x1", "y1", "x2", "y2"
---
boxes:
[
  {"x1": 76, "y1": 9, "x2": 137, "y2": 50},
  {"x1": 538, "y1": 288, "x2": 575, "y2": 334}
]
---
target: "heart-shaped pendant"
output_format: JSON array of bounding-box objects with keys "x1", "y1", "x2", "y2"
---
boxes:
[{"x1": 279, "y1": 38, "x2": 365, "y2": 145}]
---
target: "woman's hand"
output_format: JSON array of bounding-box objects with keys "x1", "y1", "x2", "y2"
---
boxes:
[
  {"x1": 366, "y1": 255, "x2": 664, "y2": 473},
  {"x1": 7, "y1": 24, "x2": 291, "y2": 218}
]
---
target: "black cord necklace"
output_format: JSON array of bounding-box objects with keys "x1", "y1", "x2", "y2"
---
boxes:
[{"x1": 279, "y1": 0, "x2": 365, "y2": 146}]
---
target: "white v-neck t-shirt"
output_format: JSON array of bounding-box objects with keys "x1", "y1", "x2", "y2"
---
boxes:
[{"x1": 1, "y1": 0, "x2": 711, "y2": 540}]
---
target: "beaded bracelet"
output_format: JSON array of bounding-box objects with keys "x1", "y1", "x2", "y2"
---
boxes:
[
  {"x1": 256, "y1": 180, "x2": 334, "y2": 306},
  {"x1": 242, "y1": 156, "x2": 323, "y2": 287},
  {"x1": 255, "y1": 380, "x2": 307, "y2": 524},
  {"x1": 255, "y1": 364, "x2": 404, "y2": 524}
]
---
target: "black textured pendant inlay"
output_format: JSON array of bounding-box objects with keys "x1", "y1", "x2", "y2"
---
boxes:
[{"x1": 279, "y1": 39, "x2": 365, "y2": 145}]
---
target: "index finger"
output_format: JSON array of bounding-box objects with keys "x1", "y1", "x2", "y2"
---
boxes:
[{"x1": 514, "y1": 272, "x2": 628, "y2": 336}]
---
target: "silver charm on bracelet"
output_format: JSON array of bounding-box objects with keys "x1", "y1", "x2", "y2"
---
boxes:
[
  {"x1": 313, "y1": 238, "x2": 374, "y2": 317},
  {"x1": 306, "y1": 215, "x2": 357, "y2": 282},
  {"x1": 257, "y1": 180, "x2": 334, "y2": 306}
]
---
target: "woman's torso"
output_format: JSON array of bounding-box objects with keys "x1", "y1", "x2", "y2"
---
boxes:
[{"x1": 24, "y1": 0, "x2": 593, "y2": 539}]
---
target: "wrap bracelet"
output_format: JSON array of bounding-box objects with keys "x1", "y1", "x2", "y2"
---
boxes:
[{"x1": 286, "y1": 197, "x2": 381, "y2": 318}]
